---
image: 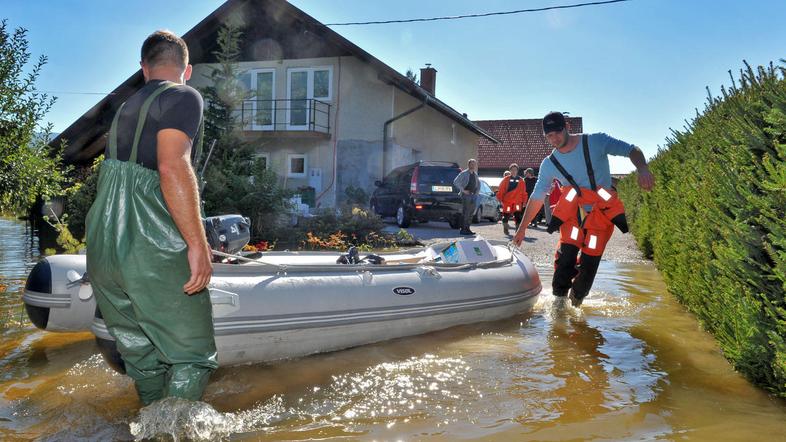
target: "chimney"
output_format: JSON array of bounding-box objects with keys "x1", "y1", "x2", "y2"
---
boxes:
[{"x1": 420, "y1": 64, "x2": 437, "y2": 95}]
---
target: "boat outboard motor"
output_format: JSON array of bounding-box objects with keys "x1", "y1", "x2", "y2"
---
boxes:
[
  {"x1": 336, "y1": 246, "x2": 360, "y2": 264},
  {"x1": 203, "y1": 215, "x2": 251, "y2": 256}
]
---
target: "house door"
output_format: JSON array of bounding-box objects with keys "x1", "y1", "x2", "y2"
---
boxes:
[
  {"x1": 241, "y1": 69, "x2": 275, "y2": 131},
  {"x1": 287, "y1": 67, "x2": 332, "y2": 130}
]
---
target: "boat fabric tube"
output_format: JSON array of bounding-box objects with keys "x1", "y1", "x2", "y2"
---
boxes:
[{"x1": 85, "y1": 81, "x2": 217, "y2": 405}]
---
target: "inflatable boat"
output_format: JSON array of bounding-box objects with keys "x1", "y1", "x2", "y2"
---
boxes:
[{"x1": 23, "y1": 238, "x2": 541, "y2": 368}]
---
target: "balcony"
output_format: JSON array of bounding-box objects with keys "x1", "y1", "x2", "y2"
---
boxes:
[{"x1": 238, "y1": 99, "x2": 331, "y2": 139}]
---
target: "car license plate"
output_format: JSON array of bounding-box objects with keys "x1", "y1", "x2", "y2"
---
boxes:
[{"x1": 432, "y1": 185, "x2": 453, "y2": 192}]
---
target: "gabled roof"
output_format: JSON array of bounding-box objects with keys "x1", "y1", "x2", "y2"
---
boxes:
[
  {"x1": 475, "y1": 117, "x2": 583, "y2": 170},
  {"x1": 51, "y1": 0, "x2": 497, "y2": 164}
]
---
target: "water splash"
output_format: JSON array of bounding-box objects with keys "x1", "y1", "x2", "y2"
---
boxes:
[{"x1": 129, "y1": 396, "x2": 286, "y2": 441}]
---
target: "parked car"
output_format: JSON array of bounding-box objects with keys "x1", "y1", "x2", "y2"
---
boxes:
[
  {"x1": 473, "y1": 180, "x2": 501, "y2": 223},
  {"x1": 370, "y1": 161, "x2": 464, "y2": 228}
]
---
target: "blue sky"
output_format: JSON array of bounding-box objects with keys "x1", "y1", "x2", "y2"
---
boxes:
[{"x1": 5, "y1": 0, "x2": 785, "y2": 172}]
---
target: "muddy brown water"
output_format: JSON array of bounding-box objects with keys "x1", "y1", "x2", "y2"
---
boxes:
[{"x1": 1, "y1": 217, "x2": 785, "y2": 441}]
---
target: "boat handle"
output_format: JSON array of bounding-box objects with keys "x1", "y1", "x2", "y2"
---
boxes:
[
  {"x1": 209, "y1": 288, "x2": 238, "y2": 306},
  {"x1": 416, "y1": 266, "x2": 442, "y2": 279}
]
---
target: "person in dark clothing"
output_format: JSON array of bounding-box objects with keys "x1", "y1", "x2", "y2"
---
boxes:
[
  {"x1": 523, "y1": 168, "x2": 543, "y2": 227},
  {"x1": 452, "y1": 158, "x2": 480, "y2": 235}
]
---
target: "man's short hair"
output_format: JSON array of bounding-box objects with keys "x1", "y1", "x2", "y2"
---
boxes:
[
  {"x1": 141, "y1": 30, "x2": 189, "y2": 69},
  {"x1": 525, "y1": 168, "x2": 535, "y2": 175},
  {"x1": 468, "y1": 158, "x2": 477, "y2": 166},
  {"x1": 509, "y1": 163, "x2": 519, "y2": 171}
]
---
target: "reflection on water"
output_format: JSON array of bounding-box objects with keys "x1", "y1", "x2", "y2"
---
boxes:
[{"x1": 1, "y1": 217, "x2": 785, "y2": 441}]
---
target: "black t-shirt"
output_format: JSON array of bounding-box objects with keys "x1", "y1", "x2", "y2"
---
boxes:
[
  {"x1": 466, "y1": 172, "x2": 478, "y2": 192},
  {"x1": 524, "y1": 176, "x2": 537, "y2": 196},
  {"x1": 507, "y1": 176, "x2": 521, "y2": 191},
  {"x1": 108, "y1": 79, "x2": 204, "y2": 170}
]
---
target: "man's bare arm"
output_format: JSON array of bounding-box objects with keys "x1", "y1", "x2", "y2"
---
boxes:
[
  {"x1": 157, "y1": 128, "x2": 212, "y2": 295},
  {"x1": 629, "y1": 147, "x2": 655, "y2": 191}
]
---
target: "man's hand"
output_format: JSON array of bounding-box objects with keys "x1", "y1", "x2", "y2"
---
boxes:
[
  {"x1": 184, "y1": 243, "x2": 213, "y2": 295},
  {"x1": 638, "y1": 168, "x2": 655, "y2": 191},
  {"x1": 629, "y1": 147, "x2": 655, "y2": 191},
  {"x1": 512, "y1": 227, "x2": 526, "y2": 247}
]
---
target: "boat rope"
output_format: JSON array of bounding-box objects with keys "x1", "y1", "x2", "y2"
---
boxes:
[{"x1": 210, "y1": 247, "x2": 516, "y2": 273}]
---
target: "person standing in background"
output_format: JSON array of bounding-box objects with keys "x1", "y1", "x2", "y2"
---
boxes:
[
  {"x1": 523, "y1": 168, "x2": 543, "y2": 227},
  {"x1": 453, "y1": 158, "x2": 481, "y2": 236},
  {"x1": 496, "y1": 163, "x2": 527, "y2": 235}
]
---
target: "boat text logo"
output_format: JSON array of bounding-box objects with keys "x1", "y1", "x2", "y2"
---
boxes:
[{"x1": 392, "y1": 287, "x2": 416, "y2": 296}]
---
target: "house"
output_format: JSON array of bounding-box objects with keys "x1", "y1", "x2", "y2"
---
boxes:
[
  {"x1": 50, "y1": 0, "x2": 498, "y2": 208},
  {"x1": 474, "y1": 117, "x2": 583, "y2": 180}
]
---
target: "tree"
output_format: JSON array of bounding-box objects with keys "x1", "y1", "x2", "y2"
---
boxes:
[
  {"x1": 198, "y1": 24, "x2": 290, "y2": 240},
  {"x1": 0, "y1": 20, "x2": 69, "y2": 214},
  {"x1": 405, "y1": 68, "x2": 418, "y2": 84}
]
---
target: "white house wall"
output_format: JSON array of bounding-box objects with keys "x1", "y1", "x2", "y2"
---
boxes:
[
  {"x1": 190, "y1": 58, "x2": 340, "y2": 206},
  {"x1": 190, "y1": 56, "x2": 480, "y2": 208},
  {"x1": 391, "y1": 89, "x2": 478, "y2": 169}
]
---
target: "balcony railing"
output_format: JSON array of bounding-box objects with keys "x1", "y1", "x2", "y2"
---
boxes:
[{"x1": 238, "y1": 99, "x2": 331, "y2": 135}]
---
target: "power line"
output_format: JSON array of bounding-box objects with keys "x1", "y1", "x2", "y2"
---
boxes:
[
  {"x1": 325, "y1": 0, "x2": 632, "y2": 26},
  {"x1": 36, "y1": 91, "x2": 114, "y2": 95}
]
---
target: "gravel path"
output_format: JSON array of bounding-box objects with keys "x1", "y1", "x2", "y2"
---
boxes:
[{"x1": 383, "y1": 218, "x2": 646, "y2": 267}]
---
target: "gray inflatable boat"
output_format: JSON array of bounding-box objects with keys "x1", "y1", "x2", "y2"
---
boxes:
[{"x1": 23, "y1": 238, "x2": 541, "y2": 368}]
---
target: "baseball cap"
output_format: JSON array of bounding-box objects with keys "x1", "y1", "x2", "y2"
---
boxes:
[{"x1": 542, "y1": 111, "x2": 566, "y2": 134}]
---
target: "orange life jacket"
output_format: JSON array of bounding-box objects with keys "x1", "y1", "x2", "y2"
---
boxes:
[
  {"x1": 496, "y1": 175, "x2": 528, "y2": 214},
  {"x1": 545, "y1": 135, "x2": 629, "y2": 257}
]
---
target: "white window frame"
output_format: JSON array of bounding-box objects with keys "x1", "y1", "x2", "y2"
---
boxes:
[
  {"x1": 286, "y1": 66, "x2": 333, "y2": 130},
  {"x1": 244, "y1": 68, "x2": 276, "y2": 131},
  {"x1": 287, "y1": 153, "x2": 307, "y2": 178}
]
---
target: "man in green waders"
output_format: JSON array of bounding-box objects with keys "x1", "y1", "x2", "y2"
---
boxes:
[{"x1": 86, "y1": 30, "x2": 217, "y2": 405}]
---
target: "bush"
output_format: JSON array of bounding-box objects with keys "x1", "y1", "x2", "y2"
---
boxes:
[
  {"x1": 618, "y1": 61, "x2": 786, "y2": 396},
  {"x1": 62, "y1": 155, "x2": 102, "y2": 240},
  {"x1": 344, "y1": 185, "x2": 368, "y2": 207},
  {"x1": 263, "y1": 207, "x2": 392, "y2": 251},
  {"x1": 203, "y1": 155, "x2": 291, "y2": 240}
]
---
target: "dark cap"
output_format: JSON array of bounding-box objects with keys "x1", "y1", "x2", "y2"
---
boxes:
[{"x1": 542, "y1": 111, "x2": 566, "y2": 134}]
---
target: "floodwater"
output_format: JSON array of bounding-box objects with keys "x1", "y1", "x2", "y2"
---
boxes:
[{"x1": 1, "y1": 216, "x2": 785, "y2": 441}]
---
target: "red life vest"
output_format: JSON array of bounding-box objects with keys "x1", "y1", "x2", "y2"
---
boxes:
[
  {"x1": 545, "y1": 135, "x2": 629, "y2": 257},
  {"x1": 497, "y1": 175, "x2": 528, "y2": 214}
]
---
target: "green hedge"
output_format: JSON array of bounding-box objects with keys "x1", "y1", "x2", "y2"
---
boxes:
[{"x1": 617, "y1": 61, "x2": 786, "y2": 397}]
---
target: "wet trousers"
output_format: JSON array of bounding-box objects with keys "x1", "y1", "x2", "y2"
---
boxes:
[{"x1": 87, "y1": 160, "x2": 218, "y2": 405}]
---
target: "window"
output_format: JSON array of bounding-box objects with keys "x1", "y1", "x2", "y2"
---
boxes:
[
  {"x1": 254, "y1": 152, "x2": 269, "y2": 170},
  {"x1": 287, "y1": 154, "x2": 307, "y2": 178},
  {"x1": 239, "y1": 69, "x2": 275, "y2": 130},
  {"x1": 287, "y1": 67, "x2": 332, "y2": 129}
]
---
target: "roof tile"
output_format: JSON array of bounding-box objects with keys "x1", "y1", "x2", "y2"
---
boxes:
[{"x1": 475, "y1": 117, "x2": 583, "y2": 169}]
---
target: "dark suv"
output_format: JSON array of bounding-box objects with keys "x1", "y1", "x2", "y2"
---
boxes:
[{"x1": 370, "y1": 161, "x2": 464, "y2": 228}]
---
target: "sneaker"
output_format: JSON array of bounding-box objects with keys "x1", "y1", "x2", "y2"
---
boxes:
[{"x1": 568, "y1": 289, "x2": 584, "y2": 307}]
